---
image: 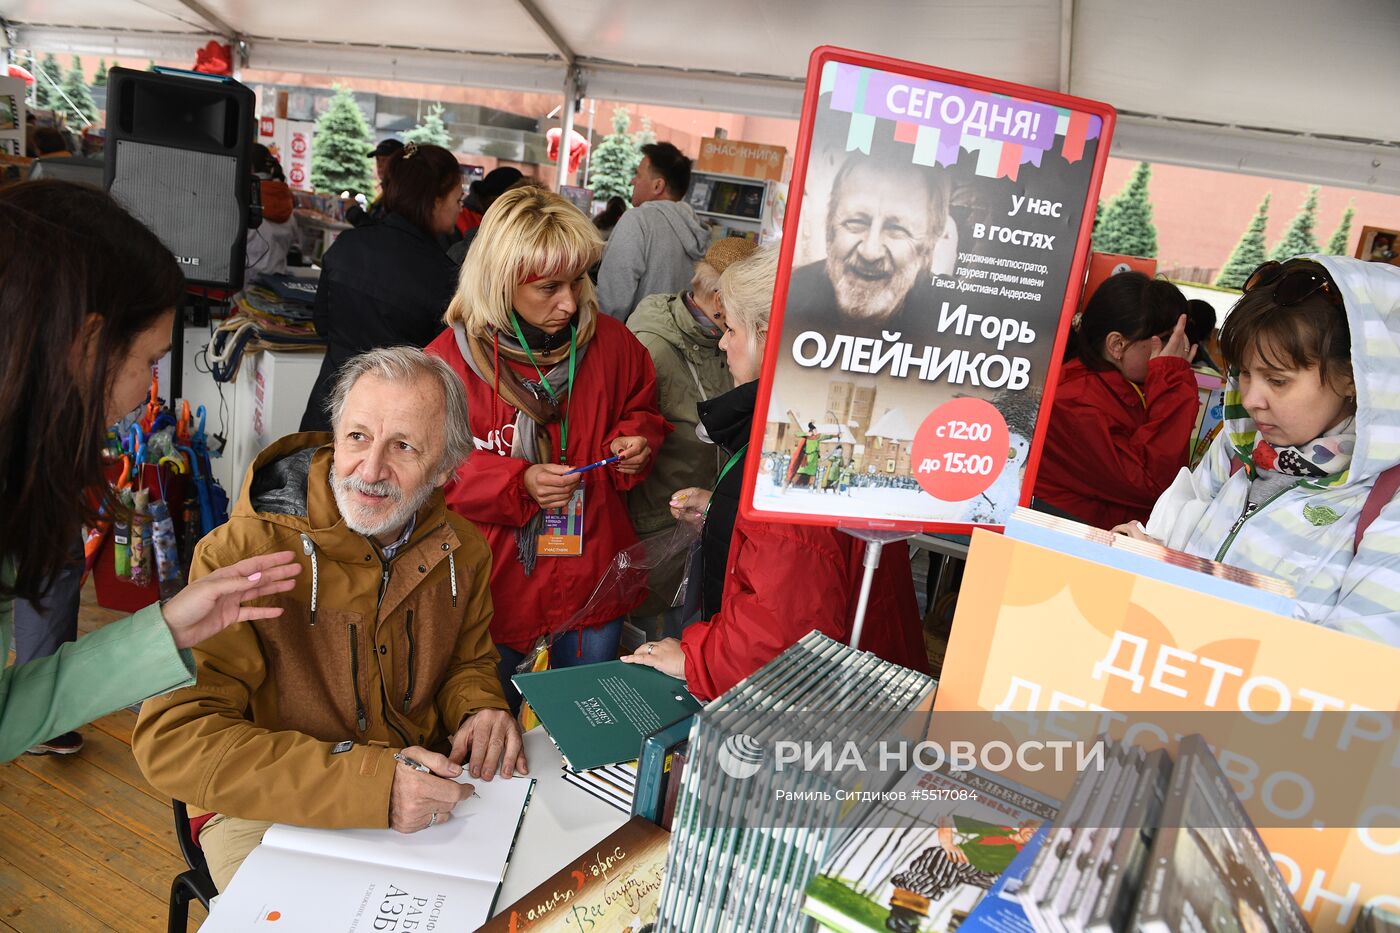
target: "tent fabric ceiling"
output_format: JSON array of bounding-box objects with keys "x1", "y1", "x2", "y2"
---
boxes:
[{"x1": 3, "y1": 0, "x2": 1397, "y2": 190}]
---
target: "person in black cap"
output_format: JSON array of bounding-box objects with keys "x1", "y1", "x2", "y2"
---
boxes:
[
  {"x1": 344, "y1": 138, "x2": 405, "y2": 227},
  {"x1": 447, "y1": 166, "x2": 526, "y2": 262}
]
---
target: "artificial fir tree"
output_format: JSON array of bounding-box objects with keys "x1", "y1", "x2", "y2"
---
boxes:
[
  {"x1": 311, "y1": 85, "x2": 375, "y2": 196},
  {"x1": 402, "y1": 102, "x2": 452, "y2": 148},
  {"x1": 1215, "y1": 194, "x2": 1271, "y2": 289},
  {"x1": 58, "y1": 56, "x2": 99, "y2": 127},
  {"x1": 1327, "y1": 204, "x2": 1355, "y2": 256},
  {"x1": 26, "y1": 54, "x2": 47, "y2": 109},
  {"x1": 35, "y1": 53, "x2": 64, "y2": 111},
  {"x1": 1270, "y1": 186, "x2": 1321, "y2": 261},
  {"x1": 1094, "y1": 162, "x2": 1158, "y2": 258},
  {"x1": 94, "y1": 60, "x2": 109, "y2": 86},
  {"x1": 588, "y1": 106, "x2": 643, "y2": 202}
]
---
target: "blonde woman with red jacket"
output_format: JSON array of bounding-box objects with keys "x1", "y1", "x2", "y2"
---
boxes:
[{"x1": 428, "y1": 187, "x2": 669, "y2": 706}]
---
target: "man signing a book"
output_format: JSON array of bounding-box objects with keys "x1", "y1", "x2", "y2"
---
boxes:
[{"x1": 132, "y1": 348, "x2": 527, "y2": 892}]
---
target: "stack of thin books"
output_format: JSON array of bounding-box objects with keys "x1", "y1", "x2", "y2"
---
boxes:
[
  {"x1": 654, "y1": 631, "x2": 936, "y2": 932},
  {"x1": 995, "y1": 734, "x2": 1311, "y2": 933},
  {"x1": 561, "y1": 759, "x2": 637, "y2": 814},
  {"x1": 1356, "y1": 905, "x2": 1400, "y2": 933}
]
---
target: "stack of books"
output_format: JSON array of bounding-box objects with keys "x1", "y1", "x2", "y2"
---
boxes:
[
  {"x1": 1355, "y1": 905, "x2": 1400, "y2": 933},
  {"x1": 481, "y1": 816, "x2": 672, "y2": 931},
  {"x1": 803, "y1": 764, "x2": 1058, "y2": 932},
  {"x1": 654, "y1": 631, "x2": 936, "y2": 932},
  {"x1": 956, "y1": 735, "x2": 1311, "y2": 933},
  {"x1": 1005, "y1": 508, "x2": 1295, "y2": 615},
  {"x1": 561, "y1": 759, "x2": 637, "y2": 814}
]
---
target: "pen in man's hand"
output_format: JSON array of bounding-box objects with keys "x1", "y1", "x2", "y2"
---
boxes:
[
  {"x1": 393, "y1": 751, "x2": 432, "y2": 774},
  {"x1": 562, "y1": 454, "x2": 622, "y2": 476}
]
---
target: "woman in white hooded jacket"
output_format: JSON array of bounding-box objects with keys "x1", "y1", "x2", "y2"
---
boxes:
[{"x1": 1122, "y1": 256, "x2": 1400, "y2": 647}]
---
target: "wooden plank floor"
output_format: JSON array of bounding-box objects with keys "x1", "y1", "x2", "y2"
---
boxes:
[{"x1": 0, "y1": 583, "x2": 205, "y2": 931}]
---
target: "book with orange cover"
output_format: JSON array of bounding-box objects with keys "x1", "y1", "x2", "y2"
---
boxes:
[{"x1": 479, "y1": 816, "x2": 670, "y2": 932}]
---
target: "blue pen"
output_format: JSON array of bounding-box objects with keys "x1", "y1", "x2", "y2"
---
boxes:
[{"x1": 562, "y1": 454, "x2": 622, "y2": 476}]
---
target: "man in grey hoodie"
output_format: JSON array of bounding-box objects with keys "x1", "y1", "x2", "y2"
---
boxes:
[{"x1": 597, "y1": 142, "x2": 712, "y2": 321}]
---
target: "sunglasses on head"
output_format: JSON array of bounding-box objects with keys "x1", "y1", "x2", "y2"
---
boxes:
[{"x1": 1243, "y1": 260, "x2": 1343, "y2": 308}]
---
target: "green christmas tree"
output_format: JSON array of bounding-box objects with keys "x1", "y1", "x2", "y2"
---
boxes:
[
  {"x1": 1216, "y1": 194, "x2": 1271, "y2": 289},
  {"x1": 94, "y1": 59, "x2": 109, "y2": 87},
  {"x1": 1270, "y1": 186, "x2": 1321, "y2": 261},
  {"x1": 35, "y1": 53, "x2": 64, "y2": 111},
  {"x1": 402, "y1": 102, "x2": 452, "y2": 149},
  {"x1": 311, "y1": 85, "x2": 375, "y2": 196},
  {"x1": 1326, "y1": 204, "x2": 1355, "y2": 256},
  {"x1": 635, "y1": 114, "x2": 657, "y2": 148},
  {"x1": 1094, "y1": 161, "x2": 1158, "y2": 258},
  {"x1": 57, "y1": 56, "x2": 99, "y2": 127},
  {"x1": 588, "y1": 106, "x2": 643, "y2": 203}
]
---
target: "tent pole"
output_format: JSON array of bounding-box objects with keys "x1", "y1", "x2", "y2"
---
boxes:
[
  {"x1": 1058, "y1": 0, "x2": 1074, "y2": 94},
  {"x1": 555, "y1": 66, "x2": 578, "y2": 192}
]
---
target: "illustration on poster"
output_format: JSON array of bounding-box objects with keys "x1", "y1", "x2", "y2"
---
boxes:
[{"x1": 749, "y1": 52, "x2": 1111, "y2": 532}]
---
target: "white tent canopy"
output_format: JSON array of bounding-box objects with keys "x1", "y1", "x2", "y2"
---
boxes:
[{"x1": 3, "y1": 0, "x2": 1397, "y2": 191}]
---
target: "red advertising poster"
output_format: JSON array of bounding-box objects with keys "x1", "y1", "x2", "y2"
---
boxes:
[
  {"x1": 1077, "y1": 250, "x2": 1158, "y2": 314},
  {"x1": 744, "y1": 47, "x2": 1115, "y2": 533}
]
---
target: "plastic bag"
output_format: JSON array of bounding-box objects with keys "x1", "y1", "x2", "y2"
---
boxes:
[{"x1": 515, "y1": 520, "x2": 700, "y2": 675}]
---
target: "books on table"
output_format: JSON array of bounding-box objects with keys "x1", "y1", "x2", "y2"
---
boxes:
[
  {"x1": 995, "y1": 735, "x2": 1308, "y2": 933},
  {"x1": 479, "y1": 815, "x2": 670, "y2": 932},
  {"x1": 513, "y1": 660, "x2": 702, "y2": 771},
  {"x1": 1004, "y1": 506, "x2": 1294, "y2": 615},
  {"x1": 1128, "y1": 735, "x2": 1309, "y2": 933},
  {"x1": 560, "y1": 759, "x2": 637, "y2": 814},
  {"x1": 802, "y1": 766, "x2": 1058, "y2": 933},
  {"x1": 655, "y1": 631, "x2": 937, "y2": 933},
  {"x1": 201, "y1": 771, "x2": 534, "y2": 932}
]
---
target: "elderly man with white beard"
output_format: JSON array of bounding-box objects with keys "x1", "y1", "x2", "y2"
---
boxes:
[
  {"x1": 785, "y1": 151, "x2": 953, "y2": 340},
  {"x1": 133, "y1": 346, "x2": 524, "y2": 893}
]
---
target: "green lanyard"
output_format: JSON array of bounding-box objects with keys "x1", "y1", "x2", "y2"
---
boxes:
[
  {"x1": 510, "y1": 318, "x2": 577, "y2": 462},
  {"x1": 714, "y1": 444, "x2": 749, "y2": 490}
]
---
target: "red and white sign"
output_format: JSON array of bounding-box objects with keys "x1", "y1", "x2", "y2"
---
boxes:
[
  {"x1": 743, "y1": 46, "x2": 1117, "y2": 534},
  {"x1": 286, "y1": 120, "x2": 314, "y2": 192},
  {"x1": 911, "y1": 398, "x2": 1010, "y2": 502}
]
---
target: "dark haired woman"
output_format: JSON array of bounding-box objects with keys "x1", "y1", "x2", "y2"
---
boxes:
[
  {"x1": 1122, "y1": 257, "x2": 1400, "y2": 644},
  {"x1": 301, "y1": 143, "x2": 465, "y2": 431},
  {"x1": 1033, "y1": 271, "x2": 1198, "y2": 528},
  {"x1": 593, "y1": 196, "x2": 627, "y2": 242},
  {"x1": 0, "y1": 181, "x2": 300, "y2": 763}
]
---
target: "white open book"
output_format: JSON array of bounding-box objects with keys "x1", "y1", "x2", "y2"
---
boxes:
[{"x1": 202, "y1": 772, "x2": 535, "y2": 932}]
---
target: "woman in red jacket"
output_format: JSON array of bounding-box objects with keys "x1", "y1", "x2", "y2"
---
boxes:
[
  {"x1": 428, "y1": 187, "x2": 669, "y2": 707},
  {"x1": 1033, "y1": 272, "x2": 1199, "y2": 529},
  {"x1": 621, "y1": 248, "x2": 928, "y2": 701}
]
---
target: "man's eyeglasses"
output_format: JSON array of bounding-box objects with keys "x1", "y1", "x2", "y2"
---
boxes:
[{"x1": 1243, "y1": 260, "x2": 1343, "y2": 308}]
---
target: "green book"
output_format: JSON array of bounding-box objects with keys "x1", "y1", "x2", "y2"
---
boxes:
[{"x1": 513, "y1": 661, "x2": 701, "y2": 771}]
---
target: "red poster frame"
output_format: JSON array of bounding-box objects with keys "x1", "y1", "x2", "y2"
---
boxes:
[{"x1": 741, "y1": 45, "x2": 1116, "y2": 535}]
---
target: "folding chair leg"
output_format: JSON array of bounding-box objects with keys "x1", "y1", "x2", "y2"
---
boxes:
[{"x1": 168, "y1": 872, "x2": 200, "y2": 933}]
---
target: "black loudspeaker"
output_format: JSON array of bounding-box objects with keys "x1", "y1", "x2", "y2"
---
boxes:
[{"x1": 104, "y1": 67, "x2": 255, "y2": 289}]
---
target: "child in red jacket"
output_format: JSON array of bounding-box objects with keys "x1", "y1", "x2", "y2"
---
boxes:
[{"x1": 1033, "y1": 272, "x2": 1199, "y2": 529}]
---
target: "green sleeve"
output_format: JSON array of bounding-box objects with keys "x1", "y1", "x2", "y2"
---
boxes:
[{"x1": 0, "y1": 598, "x2": 195, "y2": 763}]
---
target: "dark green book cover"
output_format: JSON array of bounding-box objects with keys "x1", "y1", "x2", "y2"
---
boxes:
[{"x1": 513, "y1": 661, "x2": 701, "y2": 771}]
